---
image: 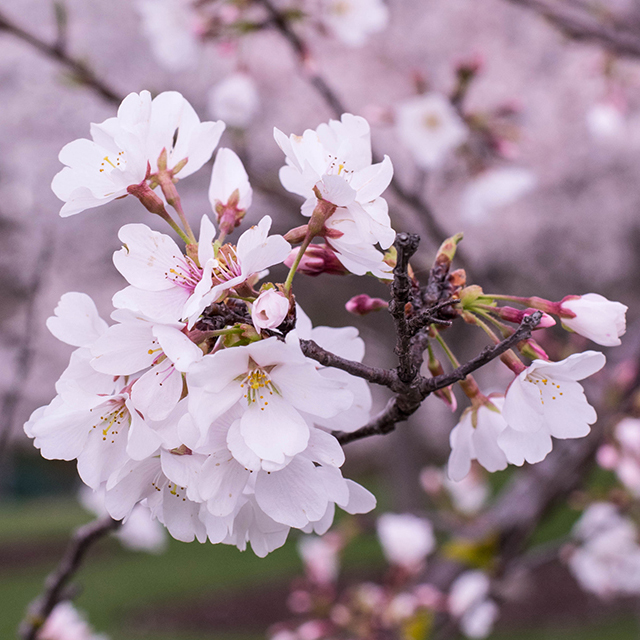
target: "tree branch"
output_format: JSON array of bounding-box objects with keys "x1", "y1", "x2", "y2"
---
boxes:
[
  {"x1": 504, "y1": 0, "x2": 640, "y2": 59},
  {"x1": 0, "y1": 9, "x2": 123, "y2": 105},
  {"x1": 19, "y1": 516, "x2": 121, "y2": 640}
]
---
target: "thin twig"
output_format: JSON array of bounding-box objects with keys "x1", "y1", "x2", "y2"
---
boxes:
[
  {"x1": 0, "y1": 9, "x2": 123, "y2": 105},
  {"x1": 19, "y1": 516, "x2": 121, "y2": 640},
  {"x1": 504, "y1": 0, "x2": 640, "y2": 59}
]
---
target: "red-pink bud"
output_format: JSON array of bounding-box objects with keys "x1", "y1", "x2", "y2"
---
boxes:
[
  {"x1": 284, "y1": 244, "x2": 348, "y2": 277},
  {"x1": 345, "y1": 294, "x2": 388, "y2": 316},
  {"x1": 496, "y1": 306, "x2": 555, "y2": 328}
]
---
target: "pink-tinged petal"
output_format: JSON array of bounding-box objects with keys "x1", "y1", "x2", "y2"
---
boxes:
[
  {"x1": 278, "y1": 165, "x2": 312, "y2": 198},
  {"x1": 113, "y1": 223, "x2": 185, "y2": 291},
  {"x1": 273, "y1": 128, "x2": 300, "y2": 171},
  {"x1": 187, "y1": 384, "x2": 243, "y2": 435},
  {"x1": 201, "y1": 456, "x2": 250, "y2": 516},
  {"x1": 188, "y1": 349, "x2": 249, "y2": 393},
  {"x1": 309, "y1": 325, "x2": 364, "y2": 362},
  {"x1": 236, "y1": 216, "x2": 291, "y2": 276},
  {"x1": 160, "y1": 483, "x2": 207, "y2": 543},
  {"x1": 497, "y1": 427, "x2": 553, "y2": 466},
  {"x1": 200, "y1": 506, "x2": 230, "y2": 543},
  {"x1": 55, "y1": 349, "x2": 118, "y2": 408},
  {"x1": 125, "y1": 402, "x2": 162, "y2": 460},
  {"x1": 226, "y1": 419, "x2": 262, "y2": 472},
  {"x1": 153, "y1": 324, "x2": 202, "y2": 372},
  {"x1": 305, "y1": 504, "x2": 336, "y2": 535},
  {"x1": 502, "y1": 374, "x2": 545, "y2": 433},
  {"x1": 317, "y1": 175, "x2": 357, "y2": 206},
  {"x1": 209, "y1": 148, "x2": 252, "y2": 210},
  {"x1": 113, "y1": 286, "x2": 191, "y2": 324},
  {"x1": 77, "y1": 418, "x2": 130, "y2": 489},
  {"x1": 473, "y1": 405, "x2": 509, "y2": 472},
  {"x1": 105, "y1": 457, "x2": 160, "y2": 519},
  {"x1": 316, "y1": 465, "x2": 349, "y2": 506},
  {"x1": 448, "y1": 413, "x2": 475, "y2": 482},
  {"x1": 351, "y1": 155, "x2": 393, "y2": 202},
  {"x1": 533, "y1": 351, "x2": 606, "y2": 382},
  {"x1": 343, "y1": 479, "x2": 377, "y2": 514},
  {"x1": 305, "y1": 428, "x2": 345, "y2": 467},
  {"x1": 28, "y1": 405, "x2": 91, "y2": 461},
  {"x1": 198, "y1": 214, "x2": 217, "y2": 266},
  {"x1": 46, "y1": 292, "x2": 108, "y2": 347},
  {"x1": 270, "y1": 362, "x2": 353, "y2": 419},
  {"x1": 357, "y1": 199, "x2": 396, "y2": 249},
  {"x1": 130, "y1": 364, "x2": 183, "y2": 421},
  {"x1": 180, "y1": 120, "x2": 226, "y2": 178},
  {"x1": 57, "y1": 186, "x2": 116, "y2": 217},
  {"x1": 255, "y1": 457, "x2": 328, "y2": 527},
  {"x1": 540, "y1": 381, "x2": 596, "y2": 439},
  {"x1": 240, "y1": 397, "x2": 310, "y2": 464},
  {"x1": 90, "y1": 321, "x2": 155, "y2": 375},
  {"x1": 160, "y1": 448, "x2": 203, "y2": 501}
]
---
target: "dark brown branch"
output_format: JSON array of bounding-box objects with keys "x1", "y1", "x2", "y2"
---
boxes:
[
  {"x1": 334, "y1": 313, "x2": 542, "y2": 445},
  {"x1": 299, "y1": 339, "x2": 401, "y2": 390},
  {"x1": 0, "y1": 9, "x2": 123, "y2": 105},
  {"x1": 505, "y1": 0, "x2": 640, "y2": 59},
  {"x1": 422, "y1": 311, "x2": 542, "y2": 394},
  {"x1": 19, "y1": 516, "x2": 121, "y2": 640}
]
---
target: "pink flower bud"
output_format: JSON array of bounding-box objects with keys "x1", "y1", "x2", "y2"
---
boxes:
[
  {"x1": 345, "y1": 294, "x2": 388, "y2": 316},
  {"x1": 284, "y1": 244, "x2": 348, "y2": 277},
  {"x1": 251, "y1": 289, "x2": 289, "y2": 331},
  {"x1": 496, "y1": 306, "x2": 555, "y2": 328}
]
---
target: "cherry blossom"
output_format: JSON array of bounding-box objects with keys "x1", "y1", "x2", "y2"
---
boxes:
[
  {"x1": 208, "y1": 72, "x2": 260, "y2": 128},
  {"x1": 251, "y1": 289, "x2": 289, "y2": 331},
  {"x1": 37, "y1": 601, "x2": 108, "y2": 640},
  {"x1": 560, "y1": 293, "x2": 627, "y2": 347},
  {"x1": 447, "y1": 398, "x2": 508, "y2": 482},
  {"x1": 448, "y1": 571, "x2": 498, "y2": 639},
  {"x1": 499, "y1": 351, "x2": 606, "y2": 465},
  {"x1": 320, "y1": 0, "x2": 389, "y2": 47},
  {"x1": 376, "y1": 513, "x2": 435, "y2": 570},
  {"x1": 396, "y1": 93, "x2": 468, "y2": 170},
  {"x1": 569, "y1": 502, "x2": 640, "y2": 597},
  {"x1": 136, "y1": 0, "x2": 201, "y2": 71}
]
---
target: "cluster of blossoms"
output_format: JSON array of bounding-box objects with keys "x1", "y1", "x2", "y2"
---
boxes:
[
  {"x1": 271, "y1": 513, "x2": 497, "y2": 640},
  {"x1": 27, "y1": 92, "x2": 395, "y2": 556}
]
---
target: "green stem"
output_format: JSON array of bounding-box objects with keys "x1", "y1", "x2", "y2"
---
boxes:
[
  {"x1": 433, "y1": 330, "x2": 461, "y2": 368},
  {"x1": 284, "y1": 235, "x2": 313, "y2": 294},
  {"x1": 474, "y1": 308, "x2": 512, "y2": 339}
]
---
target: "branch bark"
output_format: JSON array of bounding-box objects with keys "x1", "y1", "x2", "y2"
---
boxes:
[{"x1": 19, "y1": 516, "x2": 121, "y2": 640}]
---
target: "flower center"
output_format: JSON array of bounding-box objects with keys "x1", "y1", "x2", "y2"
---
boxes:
[
  {"x1": 99, "y1": 151, "x2": 126, "y2": 174},
  {"x1": 526, "y1": 375, "x2": 564, "y2": 406},
  {"x1": 165, "y1": 254, "x2": 203, "y2": 291},
  {"x1": 422, "y1": 113, "x2": 442, "y2": 131},
  {"x1": 89, "y1": 399, "x2": 128, "y2": 443},
  {"x1": 240, "y1": 368, "x2": 278, "y2": 410},
  {"x1": 325, "y1": 153, "x2": 354, "y2": 180},
  {"x1": 211, "y1": 245, "x2": 242, "y2": 284}
]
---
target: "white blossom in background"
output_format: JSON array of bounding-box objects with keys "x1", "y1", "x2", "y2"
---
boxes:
[
  {"x1": 396, "y1": 93, "x2": 468, "y2": 170},
  {"x1": 569, "y1": 502, "x2": 640, "y2": 597},
  {"x1": 443, "y1": 467, "x2": 490, "y2": 515},
  {"x1": 449, "y1": 571, "x2": 499, "y2": 639},
  {"x1": 136, "y1": 0, "x2": 201, "y2": 72},
  {"x1": 320, "y1": 0, "x2": 389, "y2": 47},
  {"x1": 499, "y1": 351, "x2": 606, "y2": 466},
  {"x1": 376, "y1": 513, "x2": 435, "y2": 570},
  {"x1": 274, "y1": 113, "x2": 395, "y2": 277},
  {"x1": 52, "y1": 91, "x2": 225, "y2": 216},
  {"x1": 209, "y1": 147, "x2": 253, "y2": 215},
  {"x1": 298, "y1": 533, "x2": 342, "y2": 584},
  {"x1": 460, "y1": 167, "x2": 537, "y2": 223},
  {"x1": 448, "y1": 398, "x2": 508, "y2": 482},
  {"x1": 208, "y1": 72, "x2": 260, "y2": 128},
  {"x1": 597, "y1": 418, "x2": 640, "y2": 497},
  {"x1": 37, "y1": 601, "x2": 108, "y2": 640},
  {"x1": 586, "y1": 101, "x2": 626, "y2": 140},
  {"x1": 79, "y1": 486, "x2": 167, "y2": 553},
  {"x1": 560, "y1": 293, "x2": 627, "y2": 347}
]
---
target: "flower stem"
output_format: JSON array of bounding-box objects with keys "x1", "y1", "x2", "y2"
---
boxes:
[
  {"x1": 283, "y1": 234, "x2": 313, "y2": 294},
  {"x1": 158, "y1": 171, "x2": 197, "y2": 244},
  {"x1": 433, "y1": 330, "x2": 461, "y2": 368}
]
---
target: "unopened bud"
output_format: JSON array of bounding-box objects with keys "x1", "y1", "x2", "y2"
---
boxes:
[
  {"x1": 127, "y1": 181, "x2": 168, "y2": 217},
  {"x1": 252, "y1": 289, "x2": 290, "y2": 331},
  {"x1": 284, "y1": 244, "x2": 348, "y2": 277},
  {"x1": 496, "y1": 306, "x2": 555, "y2": 328},
  {"x1": 345, "y1": 294, "x2": 388, "y2": 316},
  {"x1": 448, "y1": 269, "x2": 466, "y2": 289},
  {"x1": 435, "y1": 233, "x2": 463, "y2": 267},
  {"x1": 284, "y1": 225, "x2": 309, "y2": 244}
]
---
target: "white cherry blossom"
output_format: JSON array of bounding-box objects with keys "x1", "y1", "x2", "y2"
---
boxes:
[
  {"x1": 499, "y1": 351, "x2": 606, "y2": 465},
  {"x1": 448, "y1": 398, "x2": 508, "y2": 482},
  {"x1": 52, "y1": 91, "x2": 151, "y2": 216},
  {"x1": 560, "y1": 293, "x2": 627, "y2": 347},
  {"x1": 376, "y1": 513, "x2": 435, "y2": 570},
  {"x1": 37, "y1": 601, "x2": 108, "y2": 640},
  {"x1": 396, "y1": 93, "x2": 468, "y2": 170},
  {"x1": 320, "y1": 0, "x2": 389, "y2": 47},
  {"x1": 449, "y1": 571, "x2": 498, "y2": 639},
  {"x1": 136, "y1": 0, "x2": 201, "y2": 72},
  {"x1": 208, "y1": 72, "x2": 260, "y2": 128}
]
